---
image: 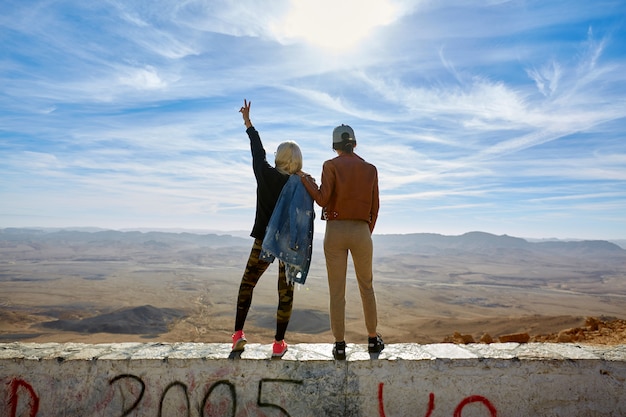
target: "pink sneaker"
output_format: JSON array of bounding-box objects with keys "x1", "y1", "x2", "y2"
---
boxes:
[
  {"x1": 272, "y1": 340, "x2": 288, "y2": 358},
  {"x1": 231, "y1": 330, "x2": 247, "y2": 352}
]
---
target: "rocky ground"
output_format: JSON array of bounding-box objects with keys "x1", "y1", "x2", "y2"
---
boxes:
[{"x1": 444, "y1": 316, "x2": 626, "y2": 345}]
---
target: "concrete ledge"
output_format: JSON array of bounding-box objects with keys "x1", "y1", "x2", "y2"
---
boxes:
[{"x1": 2, "y1": 342, "x2": 626, "y2": 416}]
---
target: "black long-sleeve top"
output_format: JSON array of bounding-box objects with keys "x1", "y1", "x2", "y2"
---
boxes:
[{"x1": 247, "y1": 126, "x2": 289, "y2": 240}]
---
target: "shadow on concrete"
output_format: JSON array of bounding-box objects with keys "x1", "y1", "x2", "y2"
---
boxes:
[{"x1": 228, "y1": 350, "x2": 243, "y2": 360}]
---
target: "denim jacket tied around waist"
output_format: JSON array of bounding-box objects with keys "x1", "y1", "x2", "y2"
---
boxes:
[{"x1": 261, "y1": 174, "x2": 315, "y2": 285}]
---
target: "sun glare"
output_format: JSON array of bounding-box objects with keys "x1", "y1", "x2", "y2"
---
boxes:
[{"x1": 281, "y1": 0, "x2": 398, "y2": 51}]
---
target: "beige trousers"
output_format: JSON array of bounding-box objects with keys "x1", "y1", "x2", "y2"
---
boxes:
[{"x1": 324, "y1": 220, "x2": 378, "y2": 342}]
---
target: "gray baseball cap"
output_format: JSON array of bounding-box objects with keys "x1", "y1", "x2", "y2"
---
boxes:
[{"x1": 332, "y1": 124, "x2": 356, "y2": 149}]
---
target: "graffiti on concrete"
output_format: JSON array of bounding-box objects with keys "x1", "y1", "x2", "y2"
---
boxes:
[
  {"x1": 5, "y1": 376, "x2": 497, "y2": 416},
  {"x1": 8, "y1": 379, "x2": 39, "y2": 417},
  {"x1": 378, "y1": 383, "x2": 497, "y2": 417}
]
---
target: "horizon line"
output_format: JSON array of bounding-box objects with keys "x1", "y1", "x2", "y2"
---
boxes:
[{"x1": 1, "y1": 225, "x2": 624, "y2": 244}]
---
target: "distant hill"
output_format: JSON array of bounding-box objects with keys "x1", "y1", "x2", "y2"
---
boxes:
[
  {"x1": 606, "y1": 239, "x2": 626, "y2": 250},
  {"x1": 0, "y1": 228, "x2": 252, "y2": 265},
  {"x1": 372, "y1": 231, "x2": 624, "y2": 257},
  {"x1": 40, "y1": 305, "x2": 186, "y2": 336},
  {"x1": 0, "y1": 227, "x2": 250, "y2": 247}
]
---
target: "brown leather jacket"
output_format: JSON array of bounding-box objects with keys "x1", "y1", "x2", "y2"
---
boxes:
[{"x1": 301, "y1": 153, "x2": 379, "y2": 233}]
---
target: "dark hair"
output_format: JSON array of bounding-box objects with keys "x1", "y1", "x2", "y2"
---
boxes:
[
  {"x1": 334, "y1": 132, "x2": 355, "y2": 153},
  {"x1": 339, "y1": 141, "x2": 355, "y2": 153}
]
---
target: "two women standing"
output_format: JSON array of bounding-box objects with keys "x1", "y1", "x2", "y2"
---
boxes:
[{"x1": 231, "y1": 99, "x2": 382, "y2": 359}]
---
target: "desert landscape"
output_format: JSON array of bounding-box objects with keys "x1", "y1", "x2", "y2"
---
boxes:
[{"x1": 1, "y1": 228, "x2": 625, "y2": 346}]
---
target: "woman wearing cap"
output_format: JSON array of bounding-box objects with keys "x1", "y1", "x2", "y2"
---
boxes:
[
  {"x1": 231, "y1": 99, "x2": 304, "y2": 358},
  {"x1": 300, "y1": 125, "x2": 383, "y2": 359}
]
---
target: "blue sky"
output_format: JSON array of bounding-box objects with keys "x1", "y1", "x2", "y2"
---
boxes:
[{"x1": 1, "y1": 0, "x2": 625, "y2": 239}]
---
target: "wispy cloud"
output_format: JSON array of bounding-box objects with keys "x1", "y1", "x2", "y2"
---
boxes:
[{"x1": 1, "y1": 0, "x2": 624, "y2": 239}]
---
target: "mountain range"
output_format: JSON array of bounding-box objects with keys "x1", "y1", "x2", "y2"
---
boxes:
[{"x1": 2, "y1": 227, "x2": 624, "y2": 249}]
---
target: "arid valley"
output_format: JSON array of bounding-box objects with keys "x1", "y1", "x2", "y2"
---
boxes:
[{"x1": 1, "y1": 228, "x2": 625, "y2": 347}]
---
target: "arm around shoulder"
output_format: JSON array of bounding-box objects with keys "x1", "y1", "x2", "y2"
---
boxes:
[{"x1": 300, "y1": 174, "x2": 319, "y2": 197}]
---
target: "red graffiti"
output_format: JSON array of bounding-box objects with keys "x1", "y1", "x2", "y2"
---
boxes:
[
  {"x1": 454, "y1": 395, "x2": 497, "y2": 417},
  {"x1": 425, "y1": 392, "x2": 435, "y2": 417},
  {"x1": 378, "y1": 382, "x2": 385, "y2": 417},
  {"x1": 9, "y1": 378, "x2": 40, "y2": 417},
  {"x1": 378, "y1": 383, "x2": 496, "y2": 417}
]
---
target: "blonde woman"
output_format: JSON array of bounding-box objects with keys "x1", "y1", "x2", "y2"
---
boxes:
[{"x1": 231, "y1": 99, "x2": 303, "y2": 358}]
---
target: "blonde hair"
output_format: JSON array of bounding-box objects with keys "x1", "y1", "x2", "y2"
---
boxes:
[{"x1": 274, "y1": 141, "x2": 303, "y2": 175}]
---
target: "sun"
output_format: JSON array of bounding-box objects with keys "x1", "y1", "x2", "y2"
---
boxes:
[{"x1": 280, "y1": 0, "x2": 398, "y2": 51}]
